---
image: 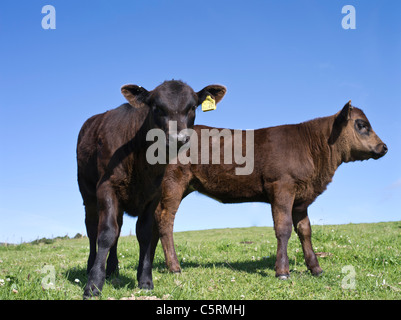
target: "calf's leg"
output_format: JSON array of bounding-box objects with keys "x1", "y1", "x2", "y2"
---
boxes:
[
  {"x1": 136, "y1": 200, "x2": 159, "y2": 290},
  {"x1": 154, "y1": 199, "x2": 184, "y2": 273},
  {"x1": 106, "y1": 211, "x2": 123, "y2": 277},
  {"x1": 292, "y1": 208, "x2": 323, "y2": 276},
  {"x1": 83, "y1": 184, "x2": 120, "y2": 299},
  {"x1": 271, "y1": 184, "x2": 295, "y2": 279},
  {"x1": 154, "y1": 175, "x2": 191, "y2": 273},
  {"x1": 84, "y1": 202, "x2": 98, "y2": 274}
]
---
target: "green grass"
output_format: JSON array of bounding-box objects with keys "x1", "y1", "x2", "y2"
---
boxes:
[{"x1": 1, "y1": 221, "x2": 400, "y2": 300}]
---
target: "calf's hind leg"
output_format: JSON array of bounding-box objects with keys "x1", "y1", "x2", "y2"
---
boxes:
[
  {"x1": 154, "y1": 179, "x2": 192, "y2": 273},
  {"x1": 154, "y1": 199, "x2": 183, "y2": 273}
]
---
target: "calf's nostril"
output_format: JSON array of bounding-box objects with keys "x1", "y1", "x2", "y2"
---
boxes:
[{"x1": 383, "y1": 144, "x2": 388, "y2": 153}]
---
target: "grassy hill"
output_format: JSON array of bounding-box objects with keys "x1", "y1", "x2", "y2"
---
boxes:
[{"x1": 0, "y1": 221, "x2": 400, "y2": 300}]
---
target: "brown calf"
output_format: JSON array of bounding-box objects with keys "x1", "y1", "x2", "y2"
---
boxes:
[{"x1": 153, "y1": 101, "x2": 387, "y2": 279}]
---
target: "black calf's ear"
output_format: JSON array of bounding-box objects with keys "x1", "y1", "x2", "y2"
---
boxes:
[
  {"x1": 197, "y1": 85, "x2": 227, "y2": 105},
  {"x1": 121, "y1": 84, "x2": 150, "y2": 108}
]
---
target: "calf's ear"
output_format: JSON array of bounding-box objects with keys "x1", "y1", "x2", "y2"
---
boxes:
[
  {"x1": 329, "y1": 100, "x2": 354, "y2": 144},
  {"x1": 121, "y1": 84, "x2": 150, "y2": 108},
  {"x1": 196, "y1": 85, "x2": 227, "y2": 105},
  {"x1": 337, "y1": 100, "x2": 353, "y2": 123}
]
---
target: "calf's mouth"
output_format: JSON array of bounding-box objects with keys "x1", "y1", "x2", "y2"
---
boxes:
[{"x1": 371, "y1": 143, "x2": 388, "y2": 159}]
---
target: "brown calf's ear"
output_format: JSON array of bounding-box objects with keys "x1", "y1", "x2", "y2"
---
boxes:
[
  {"x1": 196, "y1": 84, "x2": 227, "y2": 105},
  {"x1": 121, "y1": 84, "x2": 150, "y2": 108},
  {"x1": 329, "y1": 100, "x2": 354, "y2": 144},
  {"x1": 338, "y1": 100, "x2": 353, "y2": 122}
]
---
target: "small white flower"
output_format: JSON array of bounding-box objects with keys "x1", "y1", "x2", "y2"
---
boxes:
[{"x1": 74, "y1": 279, "x2": 80, "y2": 283}]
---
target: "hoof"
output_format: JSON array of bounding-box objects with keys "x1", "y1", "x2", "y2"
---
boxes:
[
  {"x1": 138, "y1": 281, "x2": 154, "y2": 290},
  {"x1": 277, "y1": 274, "x2": 290, "y2": 280},
  {"x1": 170, "y1": 268, "x2": 182, "y2": 274},
  {"x1": 311, "y1": 269, "x2": 324, "y2": 277},
  {"x1": 167, "y1": 262, "x2": 182, "y2": 274},
  {"x1": 83, "y1": 287, "x2": 101, "y2": 300}
]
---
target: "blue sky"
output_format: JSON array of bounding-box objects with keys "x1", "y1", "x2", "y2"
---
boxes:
[{"x1": 0, "y1": 0, "x2": 400, "y2": 243}]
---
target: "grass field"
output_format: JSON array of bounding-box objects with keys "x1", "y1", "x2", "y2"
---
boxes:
[{"x1": 0, "y1": 221, "x2": 400, "y2": 300}]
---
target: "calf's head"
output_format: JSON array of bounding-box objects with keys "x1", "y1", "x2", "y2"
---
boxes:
[
  {"x1": 121, "y1": 80, "x2": 226, "y2": 146},
  {"x1": 330, "y1": 101, "x2": 388, "y2": 162}
]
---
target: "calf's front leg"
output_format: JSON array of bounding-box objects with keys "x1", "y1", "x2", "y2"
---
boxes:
[
  {"x1": 84, "y1": 184, "x2": 119, "y2": 299},
  {"x1": 136, "y1": 200, "x2": 159, "y2": 290},
  {"x1": 106, "y1": 211, "x2": 123, "y2": 277},
  {"x1": 292, "y1": 208, "x2": 323, "y2": 276},
  {"x1": 271, "y1": 184, "x2": 295, "y2": 279}
]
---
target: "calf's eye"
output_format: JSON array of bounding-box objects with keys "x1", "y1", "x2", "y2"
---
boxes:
[{"x1": 355, "y1": 120, "x2": 370, "y2": 135}]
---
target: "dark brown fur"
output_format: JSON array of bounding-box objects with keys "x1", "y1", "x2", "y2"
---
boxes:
[
  {"x1": 77, "y1": 80, "x2": 226, "y2": 298},
  {"x1": 154, "y1": 102, "x2": 387, "y2": 278}
]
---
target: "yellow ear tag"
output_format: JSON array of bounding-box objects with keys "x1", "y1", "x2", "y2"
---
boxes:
[{"x1": 201, "y1": 95, "x2": 216, "y2": 112}]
